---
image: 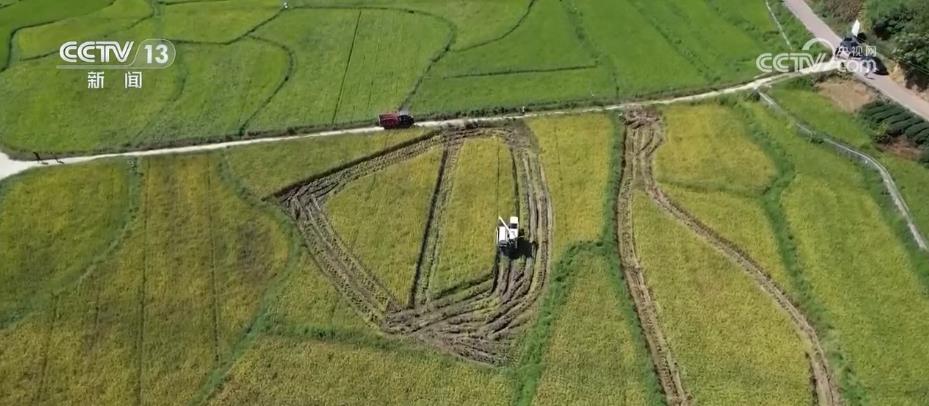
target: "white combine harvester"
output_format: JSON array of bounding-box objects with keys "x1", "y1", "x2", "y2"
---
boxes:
[{"x1": 497, "y1": 216, "x2": 520, "y2": 252}]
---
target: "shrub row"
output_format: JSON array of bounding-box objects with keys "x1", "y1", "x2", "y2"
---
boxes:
[{"x1": 859, "y1": 101, "x2": 929, "y2": 146}]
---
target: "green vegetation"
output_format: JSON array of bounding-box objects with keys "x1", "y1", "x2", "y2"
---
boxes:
[
  {"x1": 15, "y1": 0, "x2": 151, "y2": 60},
  {"x1": 0, "y1": 154, "x2": 291, "y2": 404},
  {"x1": 632, "y1": 191, "x2": 812, "y2": 405},
  {"x1": 531, "y1": 249, "x2": 655, "y2": 406},
  {"x1": 528, "y1": 113, "x2": 615, "y2": 256},
  {"x1": 0, "y1": 0, "x2": 112, "y2": 70},
  {"x1": 0, "y1": 161, "x2": 134, "y2": 326},
  {"x1": 769, "y1": 83, "x2": 929, "y2": 237},
  {"x1": 656, "y1": 104, "x2": 777, "y2": 195},
  {"x1": 431, "y1": 138, "x2": 515, "y2": 296},
  {"x1": 223, "y1": 129, "x2": 423, "y2": 197},
  {"x1": 746, "y1": 101, "x2": 929, "y2": 404},
  {"x1": 329, "y1": 149, "x2": 441, "y2": 304}
]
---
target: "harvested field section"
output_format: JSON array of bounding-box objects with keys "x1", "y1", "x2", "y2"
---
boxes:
[
  {"x1": 431, "y1": 138, "x2": 516, "y2": 297},
  {"x1": 631, "y1": 191, "x2": 812, "y2": 405},
  {"x1": 528, "y1": 113, "x2": 615, "y2": 256},
  {"x1": 661, "y1": 184, "x2": 795, "y2": 299},
  {"x1": 332, "y1": 10, "x2": 448, "y2": 123},
  {"x1": 223, "y1": 129, "x2": 423, "y2": 196},
  {"x1": 532, "y1": 250, "x2": 655, "y2": 406},
  {"x1": 328, "y1": 149, "x2": 442, "y2": 304},
  {"x1": 747, "y1": 103, "x2": 929, "y2": 405},
  {"x1": 433, "y1": 0, "x2": 595, "y2": 77},
  {"x1": 277, "y1": 126, "x2": 553, "y2": 364},
  {"x1": 656, "y1": 104, "x2": 777, "y2": 196},
  {"x1": 208, "y1": 334, "x2": 510, "y2": 405},
  {"x1": 0, "y1": 161, "x2": 133, "y2": 325}
]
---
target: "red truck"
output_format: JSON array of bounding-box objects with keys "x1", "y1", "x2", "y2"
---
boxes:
[{"x1": 378, "y1": 112, "x2": 415, "y2": 129}]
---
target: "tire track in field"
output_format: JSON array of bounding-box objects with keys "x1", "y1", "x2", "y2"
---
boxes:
[
  {"x1": 276, "y1": 124, "x2": 553, "y2": 365},
  {"x1": 135, "y1": 160, "x2": 151, "y2": 406},
  {"x1": 630, "y1": 109, "x2": 843, "y2": 406},
  {"x1": 616, "y1": 109, "x2": 690, "y2": 406},
  {"x1": 411, "y1": 142, "x2": 460, "y2": 306},
  {"x1": 204, "y1": 162, "x2": 221, "y2": 365}
]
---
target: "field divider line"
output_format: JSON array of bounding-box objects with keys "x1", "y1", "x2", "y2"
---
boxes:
[
  {"x1": 636, "y1": 111, "x2": 843, "y2": 405},
  {"x1": 0, "y1": 65, "x2": 836, "y2": 182},
  {"x1": 765, "y1": 0, "x2": 794, "y2": 49},
  {"x1": 758, "y1": 91, "x2": 928, "y2": 252},
  {"x1": 204, "y1": 162, "x2": 222, "y2": 365},
  {"x1": 330, "y1": 10, "x2": 363, "y2": 125}
]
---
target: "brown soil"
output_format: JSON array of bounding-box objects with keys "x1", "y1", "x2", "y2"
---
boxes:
[
  {"x1": 878, "y1": 136, "x2": 925, "y2": 160},
  {"x1": 275, "y1": 125, "x2": 553, "y2": 366},
  {"x1": 628, "y1": 109, "x2": 843, "y2": 406},
  {"x1": 816, "y1": 78, "x2": 876, "y2": 113},
  {"x1": 891, "y1": 65, "x2": 929, "y2": 104}
]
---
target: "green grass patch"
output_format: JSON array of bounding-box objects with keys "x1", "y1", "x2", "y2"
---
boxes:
[{"x1": 223, "y1": 129, "x2": 423, "y2": 197}]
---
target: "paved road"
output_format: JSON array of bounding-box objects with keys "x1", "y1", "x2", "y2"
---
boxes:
[
  {"x1": 783, "y1": 0, "x2": 929, "y2": 121},
  {"x1": 0, "y1": 66, "x2": 827, "y2": 182}
]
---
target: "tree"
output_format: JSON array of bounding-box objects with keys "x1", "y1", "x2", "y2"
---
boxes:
[{"x1": 895, "y1": 32, "x2": 929, "y2": 70}]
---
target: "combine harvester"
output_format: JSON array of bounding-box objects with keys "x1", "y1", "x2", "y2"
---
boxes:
[{"x1": 497, "y1": 216, "x2": 520, "y2": 254}]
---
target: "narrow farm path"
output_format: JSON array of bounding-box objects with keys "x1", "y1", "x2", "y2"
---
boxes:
[
  {"x1": 758, "y1": 91, "x2": 928, "y2": 251},
  {"x1": 0, "y1": 63, "x2": 836, "y2": 183},
  {"x1": 631, "y1": 109, "x2": 843, "y2": 406}
]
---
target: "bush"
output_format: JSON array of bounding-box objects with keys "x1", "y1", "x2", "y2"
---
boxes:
[
  {"x1": 888, "y1": 117, "x2": 923, "y2": 136},
  {"x1": 913, "y1": 128, "x2": 929, "y2": 145},
  {"x1": 868, "y1": 0, "x2": 913, "y2": 38},
  {"x1": 904, "y1": 122, "x2": 929, "y2": 138},
  {"x1": 884, "y1": 111, "x2": 916, "y2": 126},
  {"x1": 867, "y1": 106, "x2": 907, "y2": 123},
  {"x1": 872, "y1": 128, "x2": 893, "y2": 144}
]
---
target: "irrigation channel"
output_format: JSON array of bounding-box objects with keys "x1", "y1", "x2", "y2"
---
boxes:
[
  {"x1": 275, "y1": 125, "x2": 553, "y2": 365},
  {"x1": 617, "y1": 108, "x2": 842, "y2": 406}
]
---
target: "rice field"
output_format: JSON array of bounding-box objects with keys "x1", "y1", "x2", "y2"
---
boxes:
[
  {"x1": 328, "y1": 149, "x2": 442, "y2": 304},
  {"x1": 631, "y1": 190, "x2": 813, "y2": 405},
  {"x1": 430, "y1": 138, "x2": 516, "y2": 296}
]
